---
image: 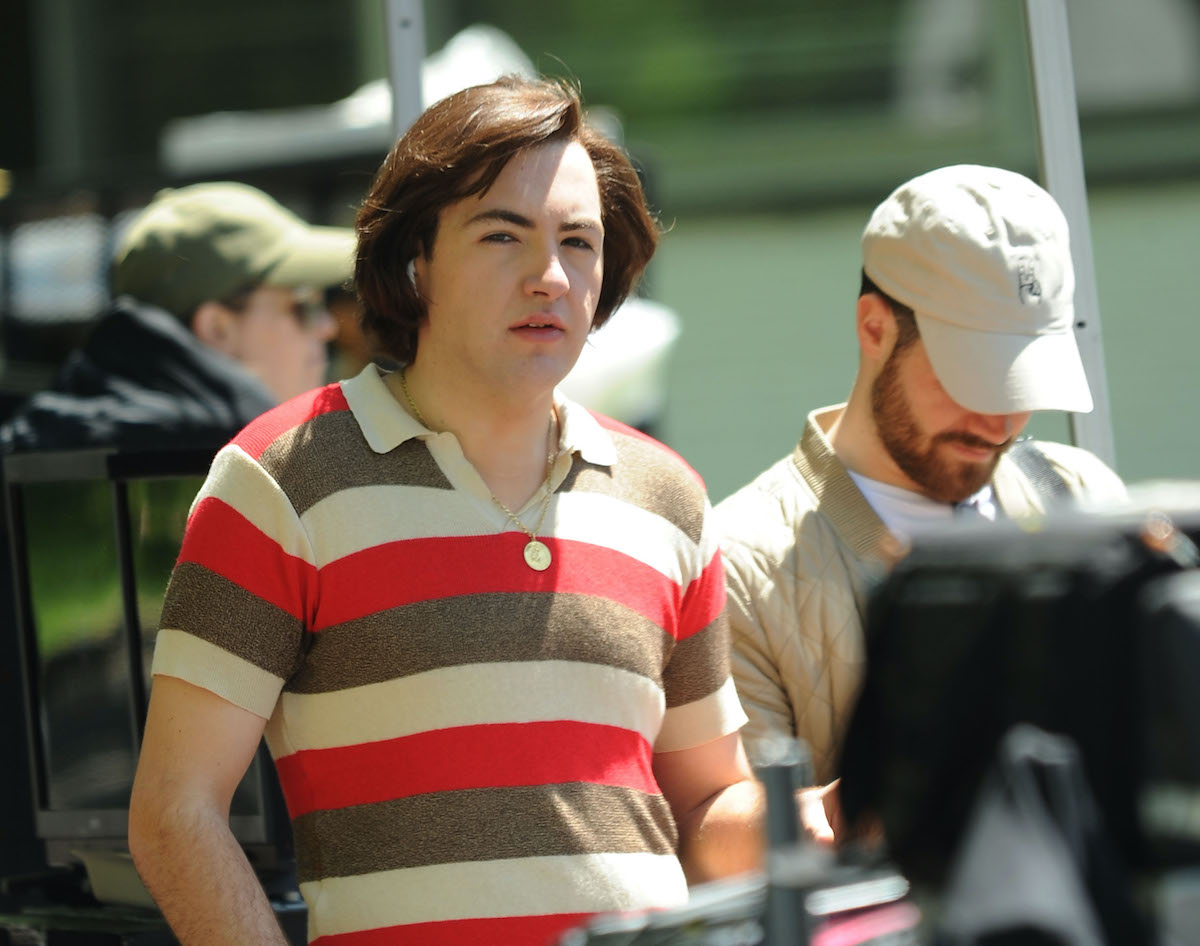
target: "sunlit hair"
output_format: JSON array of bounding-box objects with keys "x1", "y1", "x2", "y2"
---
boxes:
[
  {"x1": 860, "y1": 270, "x2": 919, "y2": 352},
  {"x1": 355, "y1": 75, "x2": 660, "y2": 364}
]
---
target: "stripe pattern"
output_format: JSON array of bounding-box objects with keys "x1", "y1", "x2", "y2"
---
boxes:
[{"x1": 152, "y1": 367, "x2": 743, "y2": 945}]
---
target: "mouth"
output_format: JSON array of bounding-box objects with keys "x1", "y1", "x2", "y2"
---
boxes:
[
  {"x1": 939, "y1": 433, "x2": 1010, "y2": 463},
  {"x1": 510, "y1": 313, "x2": 566, "y2": 336},
  {"x1": 948, "y1": 443, "x2": 997, "y2": 463}
]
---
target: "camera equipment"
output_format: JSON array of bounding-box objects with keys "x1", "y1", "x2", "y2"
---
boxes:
[{"x1": 839, "y1": 499, "x2": 1200, "y2": 940}]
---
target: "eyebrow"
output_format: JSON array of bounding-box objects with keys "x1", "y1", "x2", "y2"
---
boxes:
[{"x1": 466, "y1": 208, "x2": 603, "y2": 233}]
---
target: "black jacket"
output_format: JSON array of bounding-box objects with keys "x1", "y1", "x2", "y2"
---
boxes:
[{"x1": 1, "y1": 297, "x2": 277, "y2": 452}]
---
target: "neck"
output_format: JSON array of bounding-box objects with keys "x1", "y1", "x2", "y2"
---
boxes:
[
  {"x1": 392, "y1": 361, "x2": 558, "y2": 510},
  {"x1": 829, "y1": 380, "x2": 912, "y2": 490}
]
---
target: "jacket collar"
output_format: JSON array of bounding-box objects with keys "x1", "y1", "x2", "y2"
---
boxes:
[
  {"x1": 793, "y1": 403, "x2": 1045, "y2": 559},
  {"x1": 792, "y1": 404, "x2": 902, "y2": 563}
]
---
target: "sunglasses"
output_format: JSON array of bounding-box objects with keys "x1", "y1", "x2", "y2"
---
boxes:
[{"x1": 219, "y1": 285, "x2": 330, "y2": 329}]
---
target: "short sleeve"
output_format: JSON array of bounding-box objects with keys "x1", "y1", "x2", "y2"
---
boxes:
[
  {"x1": 151, "y1": 443, "x2": 316, "y2": 719},
  {"x1": 655, "y1": 500, "x2": 747, "y2": 753}
]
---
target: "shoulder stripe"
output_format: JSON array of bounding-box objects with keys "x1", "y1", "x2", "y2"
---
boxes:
[
  {"x1": 178, "y1": 496, "x2": 318, "y2": 622},
  {"x1": 274, "y1": 720, "x2": 656, "y2": 819},
  {"x1": 232, "y1": 383, "x2": 350, "y2": 460},
  {"x1": 677, "y1": 551, "x2": 727, "y2": 642},
  {"x1": 191, "y1": 446, "x2": 315, "y2": 564},
  {"x1": 592, "y1": 412, "x2": 705, "y2": 489}
]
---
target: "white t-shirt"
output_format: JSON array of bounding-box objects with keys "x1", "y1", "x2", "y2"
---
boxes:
[{"x1": 847, "y1": 471, "x2": 998, "y2": 541}]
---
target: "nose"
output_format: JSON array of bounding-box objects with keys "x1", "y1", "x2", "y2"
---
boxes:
[
  {"x1": 525, "y1": 247, "x2": 570, "y2": 299},
  {"x1": 310, "y1": 307, "x2": 338, "y2": 343}
]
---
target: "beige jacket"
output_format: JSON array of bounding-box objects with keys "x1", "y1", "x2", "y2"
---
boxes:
[{"x1": 715, "y1": 404, "x2": 1127, "y2": 784}]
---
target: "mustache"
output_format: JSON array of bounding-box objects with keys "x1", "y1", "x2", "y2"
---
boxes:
[{"x1": 934, "y1": 431, "x2": 1014, "y2": 452}]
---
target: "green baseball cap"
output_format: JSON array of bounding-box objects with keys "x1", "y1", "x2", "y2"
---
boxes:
[{"x1": 111, "y1": 182, "x2": 355, "y2": 317}]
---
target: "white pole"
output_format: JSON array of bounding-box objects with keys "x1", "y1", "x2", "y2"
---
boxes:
[
  {"x1": 1024, "y1": 0, "x2": 1117, "y2": 467},
  {"x1": 384, "y1": 0, "x2": 426, "y2": 142}
]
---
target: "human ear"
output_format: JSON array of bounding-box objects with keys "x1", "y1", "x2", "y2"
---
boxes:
[
  {"x1": 191, "y1": 301, "x2": 240, "y2": 355},
  {"x1": 409, "y1": 243, "x2": 428, "y2": 293},
  {"x1": 855, "y1": 293, "x2": 897, "y2": 363}
]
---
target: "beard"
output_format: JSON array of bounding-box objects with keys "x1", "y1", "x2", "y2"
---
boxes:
[{"x1": 870, "y1": 348, "x2": 1012, "y2": 504}]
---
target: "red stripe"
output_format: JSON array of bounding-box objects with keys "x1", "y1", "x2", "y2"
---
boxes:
[
  {"x1": 275, "y1": 720, "x2": 658, "y2": 818},
  {"x1": 178, "y1": 497, "x2": 317, "y2": 621},
  {"x1": 676, "y1": 551, "x2": 727, "y2": 642},
  {"x1": 311, "y1": 912, "x2": 593, "y2": 946},
  {"x1": 232, "y1": 382, "x2": 350, "y2": 460},
  {"x1": 590, "y1": 411, "x2": 706, "y2": 489},
  {"x1": 313, "y1": 532, "x2": 686, "y2": 636}
]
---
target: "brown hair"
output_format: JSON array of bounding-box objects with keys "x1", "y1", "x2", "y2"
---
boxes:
[{"x1": 355, "y1": 75, "x2": 660, "y2": 364}]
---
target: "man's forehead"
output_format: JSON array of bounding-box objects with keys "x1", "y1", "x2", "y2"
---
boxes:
[{"x1": 451, "y1": 142, "x2": 599, "y2": 212}]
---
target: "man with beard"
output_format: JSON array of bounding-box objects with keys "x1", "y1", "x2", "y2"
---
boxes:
[{"x1": 715, "y1": 164, "x2": 1125, "y2": 841}]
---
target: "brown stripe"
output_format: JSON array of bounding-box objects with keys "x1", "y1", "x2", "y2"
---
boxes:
[
  {"x1": 160, "y1": 563, "x2": 305, "y2": 679},
  {"x1": 290, "y1": 782, "x2": 677, "y2": 883},
  {"x1": 662, "y1": 618, "x2": 731, "y2": 708},
  {"x1": 560, "y1": 441, "x2": 706, "y2": 545},
  {"x1": 257, "y1": 413, "x2": 452, "y2": 516},
  {"x1": 286, "y1": 591, "x2": 671, "y2": 694}
]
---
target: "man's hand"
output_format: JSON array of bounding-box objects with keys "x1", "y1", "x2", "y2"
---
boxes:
[{"x1": 798, "y1": 779, "x2": 842, "y2": 845}]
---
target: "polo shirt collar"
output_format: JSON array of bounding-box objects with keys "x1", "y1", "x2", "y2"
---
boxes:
[
  {"x1": 553, "y1": 390, "x2": 618, "y2": 467},
  {"x1": 340, "y1": 364, "x2": 426, "y2": 454},
  {"x1": 341, "y1": 364, "x2": 618, "y2": 467}
]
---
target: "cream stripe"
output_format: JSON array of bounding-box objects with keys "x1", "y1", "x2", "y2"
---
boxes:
[
  {"x1": 194, "y1": 446, "x2": 316, "y2": 565},
  {"x1": 298, "y1": 483, "x2": 500, "y2": 568},
  {"x1": 655, "y1": 678, "x2": 747, "y2": 753},
  {"x1": 551, "y1": 490, "x2": 709, "y2": 581},
  {"x1": 151, "y1": 629, "x2": 284, "y2": 720},
  {"x1": 297, "y1": 485, "x2": 704, "y2": 581},
  {"x1": 277, "y1": 661, "x2": 665, "y2": 751},
  {"x1": 300, "y1": 852, "x2": 687, "y2": 937}
]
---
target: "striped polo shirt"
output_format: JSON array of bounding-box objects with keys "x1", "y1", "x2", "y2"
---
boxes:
[{"x1": 152, "y1": 364, "x2": 745, "y2": 945}]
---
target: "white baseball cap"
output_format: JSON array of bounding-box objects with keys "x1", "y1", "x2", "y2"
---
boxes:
[{"x1": 861, "y1": 164, "x2": 1093, "y2": 414}]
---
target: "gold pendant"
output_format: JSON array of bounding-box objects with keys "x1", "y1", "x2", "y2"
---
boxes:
[{"x1": 523, "y1": 539, "x2": 551, "y2": 571}]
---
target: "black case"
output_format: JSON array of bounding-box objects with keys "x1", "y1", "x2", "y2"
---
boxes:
[{"x1": 838, "y1": 508, "x2": 1200, "y2": 888}]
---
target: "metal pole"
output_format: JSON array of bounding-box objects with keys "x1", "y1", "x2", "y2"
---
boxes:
[
  {"x1": 384, "y1": 0, "x2": 426, "y2": 142},
  {"x1": 1023, "y1": 0, "x2": 1117, "y2": 467}
]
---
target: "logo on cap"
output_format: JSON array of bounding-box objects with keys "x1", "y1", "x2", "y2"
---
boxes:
[{"x1": 1016, "y1": 257, "x2": 1041, "y2": 305}]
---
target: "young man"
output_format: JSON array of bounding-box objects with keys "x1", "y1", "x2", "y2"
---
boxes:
[
  {"x1": 128, "y1": 77, "x2": 762, "y2": 946},
  {"x1": 715, "y1": 164, "x2": 1126, "y2": 839},
  {"x1": 2, "y1": 182, "x2": 345, "y2": 451}
]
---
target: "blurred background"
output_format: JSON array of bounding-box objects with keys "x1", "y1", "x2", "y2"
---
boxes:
[{"x1": 1, "y1": 0, "x2": 1198, "y2": 502}]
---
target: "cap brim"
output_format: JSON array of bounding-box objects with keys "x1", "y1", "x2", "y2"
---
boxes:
[
  {"x1": 262, "y1": 225, "x2": 356, "y2": 292},
  {"x1": 917, "y1": 313, "x2": 1094, "y2": 414}
]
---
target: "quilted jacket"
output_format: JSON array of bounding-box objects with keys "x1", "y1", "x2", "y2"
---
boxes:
[{"x1": 715, "y1": 403, "x2": 1128, "y2": 784}]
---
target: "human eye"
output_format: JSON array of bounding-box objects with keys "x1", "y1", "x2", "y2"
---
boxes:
[
  {"x1": 481, "y1": 231, "x2": 518, "y2": 244},
  {"x1": 563, "y1": 234, "x2": 598, "y2": 251}
]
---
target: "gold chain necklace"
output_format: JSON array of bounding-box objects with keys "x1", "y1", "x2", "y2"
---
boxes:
[{"x1": 399, "y1": 369, "x2": 558, "y2": 571}]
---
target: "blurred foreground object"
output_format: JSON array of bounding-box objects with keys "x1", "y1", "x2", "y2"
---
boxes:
[{"x1": 840, "y1": 486, "x2": 1200, "y2": 941}]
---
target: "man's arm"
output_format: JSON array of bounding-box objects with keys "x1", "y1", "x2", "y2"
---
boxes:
[
  {"x1": 720, "y1": 534, "x2": 857, "y2": 844},
  {"x1": 128, "y1": 675, "x2": 289, "y2": 946},
  {"x1": 652, "y1": 732, "x2": 764, "y2": 885}
]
